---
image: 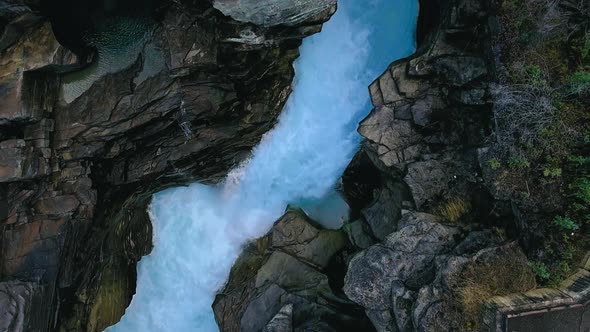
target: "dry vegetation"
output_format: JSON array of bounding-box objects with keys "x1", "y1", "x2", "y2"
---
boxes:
[
  {"x1": 433, "y1": 197, "x2": 471, "y2": 223},
  {"x1": 455, "y1": 256, "x2": 537, "y2": 331},
  {"x1": 487, "y1": 0, "x2": 590, "y2": 285}
]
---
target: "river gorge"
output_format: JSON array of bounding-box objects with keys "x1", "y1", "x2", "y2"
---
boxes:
[{"x1": 2, "y1": 0, "x2": 588, "y2": 331}]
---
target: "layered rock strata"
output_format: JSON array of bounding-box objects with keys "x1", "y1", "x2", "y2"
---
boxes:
[{"x1": 0, "y1": 0, "x2": 335, "y2": 330}]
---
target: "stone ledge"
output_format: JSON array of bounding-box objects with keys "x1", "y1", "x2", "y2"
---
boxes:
[{"x1": 482, "y1": 254, "x2": 590, "y2": 332}]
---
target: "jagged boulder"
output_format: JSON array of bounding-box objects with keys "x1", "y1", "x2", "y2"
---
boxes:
[
  {"x1": 264, "y1": 304, "x2": 293, "y2": 332},
  {"x1": 344, "y1": 226, "x2": 530, "y2": 332},
  {"x1": 213, "y1": 209, "x2": 374, "y2": 332},
  {"x1": 343, "y1": 212, "x2": 460, "y2": 312}
]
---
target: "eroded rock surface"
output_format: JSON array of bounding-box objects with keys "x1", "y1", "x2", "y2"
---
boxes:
[
  {"x1": 342, "y1": 213, "x2": 526, "y2": 331},
  {"x1": 335, "y1": 0, "x2": 541, "y2": 330},
  {"x1": 213, "y1": 0, "x2": 336, "y2": 26},
  {"x1": 213, "y1": 209, "x2": 374, "y2": 332},
  {"x1": 0, "y1": 1, "x2": 335, "y2": 330}
]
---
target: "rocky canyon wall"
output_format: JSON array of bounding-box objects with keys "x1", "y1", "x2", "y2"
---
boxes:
[{"x1": 0, "y1": 0, "x2": 335, "y2": 330}]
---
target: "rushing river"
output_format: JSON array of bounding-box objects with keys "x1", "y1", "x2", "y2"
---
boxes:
[{"x1": 107, "y1": 0, "x2": 417, "y2": 330}]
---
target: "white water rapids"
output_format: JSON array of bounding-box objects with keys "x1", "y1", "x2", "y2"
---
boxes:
[{"x1": 108, "y1": 0, "x2": 417, "y2": 330}]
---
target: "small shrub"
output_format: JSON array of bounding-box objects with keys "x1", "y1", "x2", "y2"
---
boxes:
[
  {"x1": 508, "y1": 156, "x2": 531, "y2": 168},
  {"x1": 561, "y1": 0, "x2": 590, "y2": 39},
  {"x1": 568, "y1": 155, "x2": 590, "y2": 166},
  {"x1": 572, "y1": 32, "x2": 590, "y2": 60},
  {"x1": 491, "y1": 83, "x2": 559, "y2": 156},
  {"x1": 543, "y1": 167, "x2": 562, "y2": 177},
  {"x1": 530, "y1": 261, "x2": 551, "y2": 280},
  {"x1": 526, "y1": 65, "x2": 542, "y2": 77},
  {"x1": 433, "y1": 197, "x2": 471, "y2": 223},
  {"x1": 492, "y1": 227, "x2": 508, "y2": 240},
  {"x1": 566, "y1": 71, "x2": 590, "y2": 94},
  {"x1": 526, "y1": 64, "x2": 546, "y2": 86},
  {"x1": 488, "y1": 158, "x2": 502, "y2": 170},
  {"x1": 583, "y1": 33, "x2": 590, "y2": 59},
  {"x1": 558, "y1": 261, "x2": 572, "y2": 275},
  {"x1": 572, "y1": 176, "x2": 590, "y2": 205},
  {"x1": 553, "y1": 215, "x2": 579, "y2": 230}
]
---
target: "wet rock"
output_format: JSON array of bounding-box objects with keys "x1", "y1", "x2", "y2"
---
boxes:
[
  {"x1": 341, "y1": 150, "x2": 382, "y2": 214},
  {"x1": 0, "y1": 139, "x2": 50, "y2": 182},
  {"x1": 343, "y1": 220, "x2": 375, "y2": 249},
  {"x1": 255, "y1": 251, "x2": 328, "y2": 290},
  {"x1": 0, "y1": 140, "x2": 25, "y2": 181},
  {"x1": 242, "y1": 284, "x2": 289, "y2": 332},
  {"x1": 34, "y1": 195, "x2": 79, "y2": 216},
  {"x1": 271, "y1": 210, "x2": 347, "y2": 268},
  {"x1": 0, "y1": 20, "x2": 74, "y2": 123}
]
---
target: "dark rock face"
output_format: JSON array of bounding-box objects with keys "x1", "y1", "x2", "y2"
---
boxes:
[
  {"x1": 343, "y1": 0, "x2": 498, "y2": 249},
  {"x1": 213, "y1": 209, "x2": 375, "y2": 332},
  {"x1": 342, "y1": 213, "x2": 516, "y2": 331},
  {"x1": 0, "y1": 1, "x2": 335, "y2": 330},
  {"x1": 335, "y1": 0, "x2": 538, "y2": 330},
  {"x1": 343, "y1": 213, "x2": 460, "y2": 310}
]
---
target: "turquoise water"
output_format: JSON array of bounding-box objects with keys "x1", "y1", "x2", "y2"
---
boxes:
[
  {"x1": 61, "y1": 16, "x2": 161, "y2": 103},
  {"x1": 107, "y1": 0, "x2": 417, "y2": 331}
]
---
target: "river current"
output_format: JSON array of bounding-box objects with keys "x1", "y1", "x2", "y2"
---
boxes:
[{"x1": 107, "y1": 0, "x2": 417, "y2": 330}]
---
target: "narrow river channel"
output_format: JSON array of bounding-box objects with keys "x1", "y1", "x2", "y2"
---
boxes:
[{"x1": 107, "y1": 0, "x2": 417, "y2": 330}]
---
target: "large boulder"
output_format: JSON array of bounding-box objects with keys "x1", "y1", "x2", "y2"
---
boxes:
[
  {"x1": 344, "y1": 229, "x2": 531, "y2": 332},
  {"x1": 270, "y1": 210, "x2": 347, "y2": 268},
  {"x1": 343, "y1": 212, "x2": 460, "y2": 311},
  {"x1": 214, "y1": 209, "x2": 374, "y2": 332}
]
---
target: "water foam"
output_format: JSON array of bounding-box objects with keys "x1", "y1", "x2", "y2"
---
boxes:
[{"x1": 107, "y1": 0, "x2": 417, "y2": 330}]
